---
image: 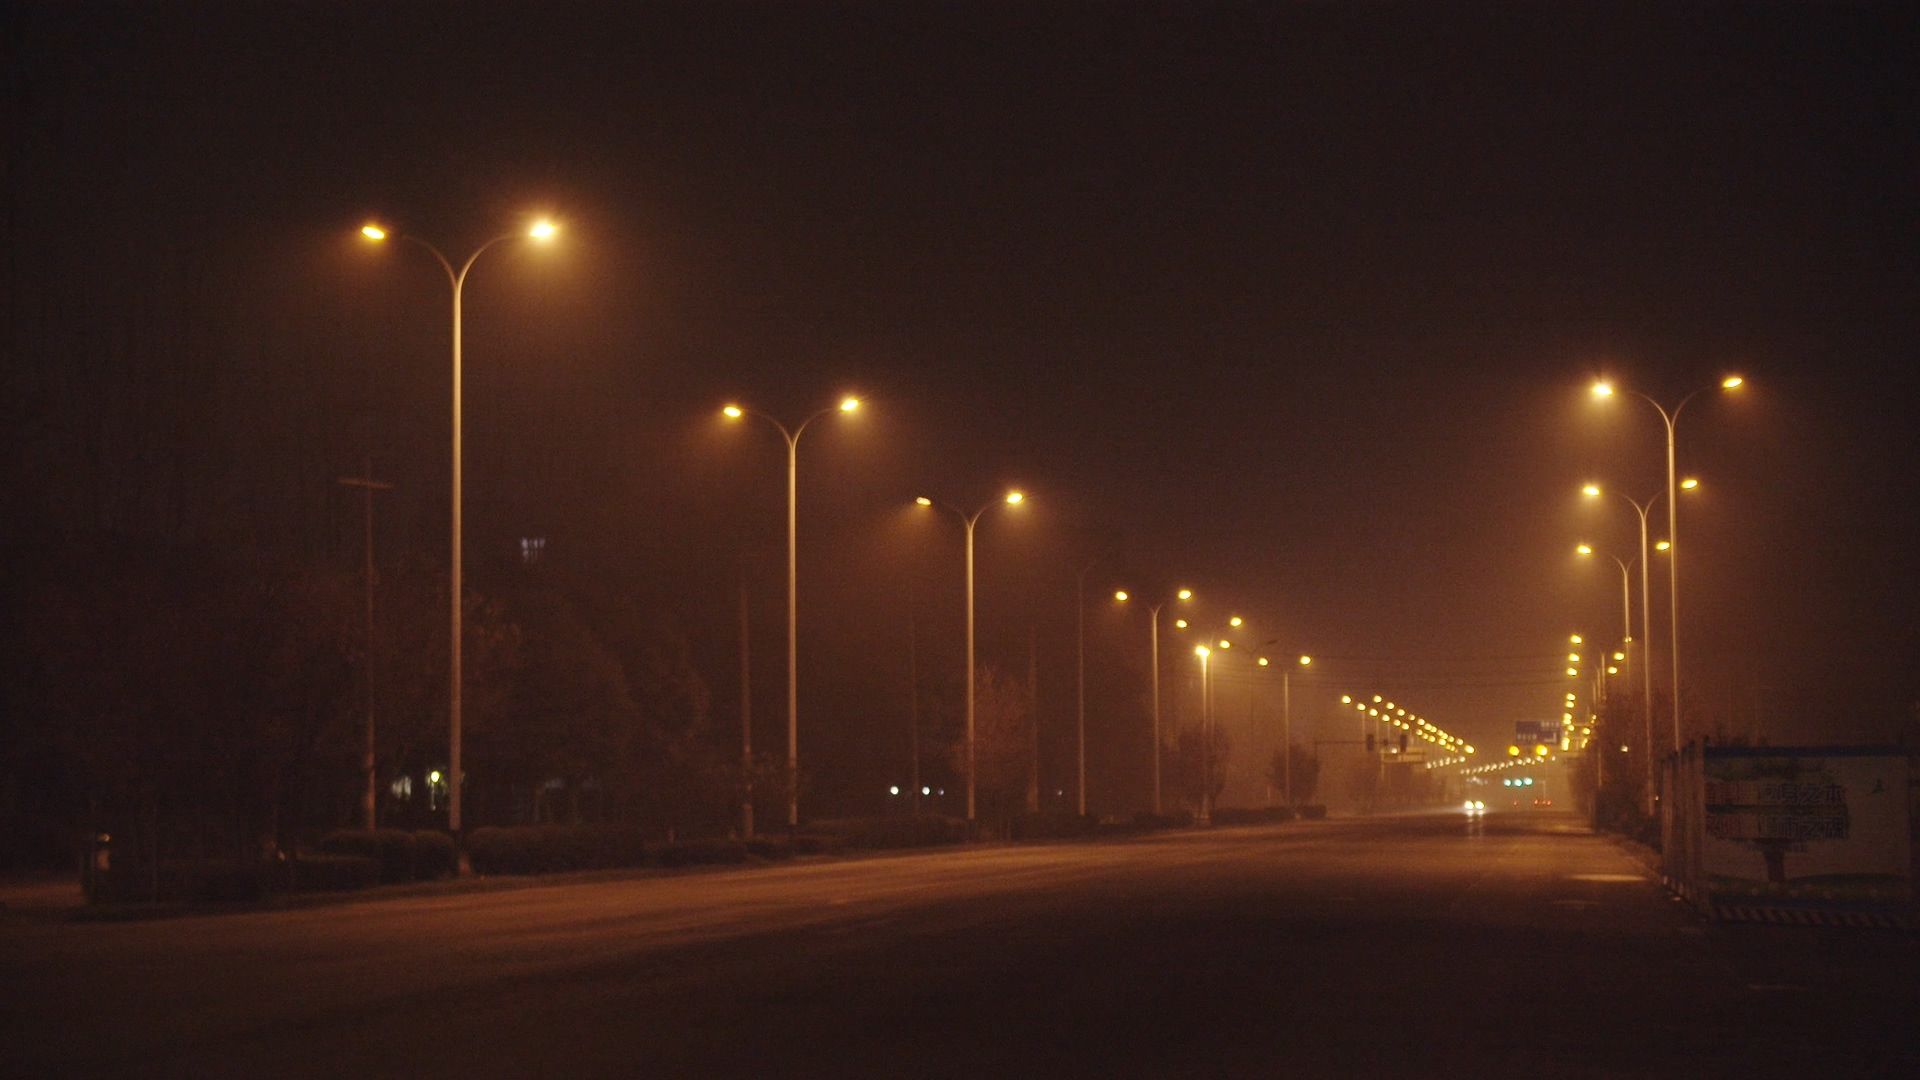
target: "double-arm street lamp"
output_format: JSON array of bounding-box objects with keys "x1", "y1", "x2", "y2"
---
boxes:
[
  {"x1": 1592, "y1": 376, "x2": 1742, "y2": 752},
  {"x1": 359, "y1": 217, "x2": 558, "y2": 841},
  {"x1": 723, "y1": 396, "x2": 862, "y2": 828},
  {"x1": 1112, "y1": 587, "x2": 1191, "y2": 815},
  {"x1": 1581, "y1": 479, "x2": 1696, "y2": 807},
  {"x1": 915, "y1": 490, "x2": 1026, "y2": 824},
  {"x1": 1574, "y1": 543, "x2": 1635, "y2": 647},
  {"x1": 1252, "y1": 651, "x2": 1314, "y2": 806}
]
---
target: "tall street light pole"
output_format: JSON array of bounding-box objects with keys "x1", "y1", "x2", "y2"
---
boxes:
[
  {"x1": 338, "y1": 462, "x2": 393, "y2": 831},
  {"x1": 1592, "y1": 376, "x2": 1742, "y2": 755},
  {"x1": 916, "y1": 490, "x2": 1025, "y2": 825},
  {"x1": 724, "y1": 396, "x2": 862, "y2": 828},
  {"x1": 1111, "y1": 587, "x2": 1190, "y2": 815},
  {"x1": 1194, "y1": 644, "x2": 1213, "y2": 823},
  {"x1": 1583, "y1": 480, "x2": 1697, "y2": 813},
  {"x1": 359, "y1": 218, "x2": 558, "y2": 846},
  {"x1": 1259, "y1": 654, "x2": 1311, "y2": 807},
  {"x1": 1574, "y1": 543, "x2": 1635, "y2": 646}
]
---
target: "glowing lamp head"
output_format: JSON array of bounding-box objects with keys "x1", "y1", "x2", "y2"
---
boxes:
[
  {"x1": 1004, "y1": 491, "x2": 1024, "y2": 505},
  {"x1": 839, "y1": 396, "x2": 861, "y2": 413},
  {"x1": 1228, "y1": 615, "x2": 1243, "y2": 628},
  {"x1": 1218, "y1": 640, "x2": 1231, "y2": 649},
  {"x1": 1576, "y1": 544, "x2": 1593, "y2": 556},
  {"x1": 1340, "y1": 695, "x2": 1352, "y2": 704},
  {"x1": 1591, "y1": 380, "x2": 1615, "y2": 399},
  {"x1": 1655, "y1": 540, "x2": 1671, "y2": 552},
  {"x1": 528, "y1": 219, "x2": 558, "y2": 241},
  {"x1": 1612, "y1": 651, "x2": 1625, "y2": 661},
  {"x1": 1298, "y1": 655, "x2": 1312, "y2": 666},
  {"x1": 722, "y1": 404, "x2": 744, "y2": 419},
  {"x1": 1569, "y1": 653, "x2": 1581, "y2": 662},
  {"x1": 1582, "y1": 484, "x2": 1601, "y2": 498},
  {"x1": 1721, "y1": 375, "x2": 1744, "y2": 390},
  {"x1": 914, "y1": 496, "x2": 932, "y2": 507},
  {"x1": 1680, "y1": 477, "x2": 1700, "y2": 490},
  {"x1": 1257, "y1": 657, "x2": 1270, "y2": 667},
  {"x1": 1570, "y1": 634, "x2": 1583, "y2": 645},
  {"x1": 360, "y1": 223, "x2": 388, "y2": 241},
  {"x1": 1176, "y1": 588, "x2": 1193, "y2": 601},
  {"x1": 1607, "y1": 665, "x2": 1620, "y2": 675},
  {"x1": 1113, "y1": 590, "x2": 1129, "y2": 602},
  {"x1": 1194, "y1": 645, "x2": 1210, "y2": 658},
  {"x1": 1567, "y1": 667, "x2": 1579, "y2": 677},
  {"x1": 1508, "y1": 745, "x2": 1521, "y2": 757}
]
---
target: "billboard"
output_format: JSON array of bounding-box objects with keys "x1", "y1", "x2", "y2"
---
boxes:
[{"x1": 1699, "y1": 748, "x2": 1911, "y2": 906}]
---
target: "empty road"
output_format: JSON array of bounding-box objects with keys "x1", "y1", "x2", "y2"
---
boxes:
[{"x1": 5, "y1": 812, "x2": 1915, "y2": 1077}]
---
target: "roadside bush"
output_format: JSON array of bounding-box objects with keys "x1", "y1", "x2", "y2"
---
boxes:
[
  {"x1": 314, "y1": 829, "x2": 418, "y2": 883},
  {"x1": 86, "y1": 859, "x2": 276, "y2": 905},
  {"x1": 786, "y1": 833, "x2": 844, "y2": 855},
  {"x1": 1210, "y1": 806, "x2": 1296, "y2": 826},
  {"x1": 656, "y1": 838, "x2": 749, "y2": 867},
  {"x1": 1009, "y1": 811, "x2": 1099, "y2": 841},
  {"x1": 743, "y1": 837, "x2": 795, "y2": 861},
  {"x1": 803, "y1": 816, "x2": 969, "y2": 849},
  {"x1": 466, "y1": 825, "x2": 650, "y2": 875},
  {"x1": 412, "y1": 831, "x2": 459, "y2": 878},
  {"x1": 291, "y1": 853, "x2": 383, "y2": 893}
]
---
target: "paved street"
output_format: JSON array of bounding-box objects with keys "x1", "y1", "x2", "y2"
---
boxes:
[{"x1": 5, "y1": 813, "x2": 1915, "y2": 1078}]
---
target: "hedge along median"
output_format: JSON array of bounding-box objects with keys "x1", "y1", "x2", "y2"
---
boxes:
[{"x1": 313, "y1": 829, "x2": 458, "y2": 883}]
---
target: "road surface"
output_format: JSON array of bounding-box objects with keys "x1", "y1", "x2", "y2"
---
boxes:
[{"x1": 4, "y1": 811, "x2": 1914, "y2": 1077}]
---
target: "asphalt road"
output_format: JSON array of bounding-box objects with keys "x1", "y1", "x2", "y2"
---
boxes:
[{"x1": 5, "y1": 812, "x2": 1915, "y2": 1078}]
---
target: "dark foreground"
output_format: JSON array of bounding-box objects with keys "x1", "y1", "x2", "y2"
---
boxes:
[{"x1": 4, "y1": 812, "x2": 1915, "y2": 1078}]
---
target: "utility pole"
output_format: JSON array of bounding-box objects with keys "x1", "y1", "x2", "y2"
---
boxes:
[
  {"x1": 1026, "y1": 625, "x2": 1040, "y2": 813},
  {"x1": 739, "y1": 564, "x2": 753, "y2": 839},
  {"x1": 908, "y1": 612, "x2": 921, "y2": 816},
  {"x1": 338, "y1": 460, "x2": 393, "y2": 832}
]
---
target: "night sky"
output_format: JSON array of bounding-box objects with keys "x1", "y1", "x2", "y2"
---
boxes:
[{"x1": 6, "y1": 3, "x2": 1916, "y2": 811}]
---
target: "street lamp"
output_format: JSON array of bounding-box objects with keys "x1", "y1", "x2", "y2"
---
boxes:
[
  {"x1": 359, "y1": 216, "x2": 559, "y2": 846},
  {"x1": 723, "y1": 395, "x2": 862, "y2": 827},
  {"x1": 1573, "y1": 543, "x2": 1634, "y2": 645},
  {"x1": 1592, "y1": 375, "x2": 1743, "y2": 752},
  {"x1": 1194, "y1": 643, "x2": 1213, "y2": 822},
  {"x1": 1583, "y1": 479, "x2": 1698, "y2": 813},
  {"x1": 916, "y1": 490, "x2": 1025, "y2": 824},
  {"x1": 1114, "y1": 585, "x2": 1192, "y2": 814}
]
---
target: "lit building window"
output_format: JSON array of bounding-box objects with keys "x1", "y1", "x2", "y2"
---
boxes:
[{"x1": 520, "y1": 536, "x2": 547, "y2": 564}]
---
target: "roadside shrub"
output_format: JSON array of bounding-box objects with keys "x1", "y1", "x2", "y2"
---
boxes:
[
  {"x1": 1210, "y1": 806, "x2": 1296, "y2": 826},
  {"x1": 1009, "y1": 811, "x2": 1098, "y2": 841},
  {"x1": 86, "y1": 859, "x2": 277, "y2": 905},
  {"x1": 466, "y1": 825, "x2": 650, "y2": 876},
  {"x1": 412, "y1": 831, "x2": 458, "y2": 879},
  {"x1": 315, "y1": 829, "x2": 419, "y2": 883},
  {"x1": 656, "y1": 838, "x2": 749, "y2": 867},
  {"x1": 291, "y1": 853, "x2": 383, "y2": 893},
  {"x1": 786, "y1": 833, "x2": 843, "y2": 855},
  {"x1": 743, "y1": 837, "x2": 795, "y2": 861},
  {"x1": 803, "y1": 816, "x2": 969, "y2": 849}
]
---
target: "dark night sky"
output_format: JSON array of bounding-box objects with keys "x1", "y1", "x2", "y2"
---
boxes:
[{"x1": 6, "y1": 3, "x2": 1917, "y2": 806}]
